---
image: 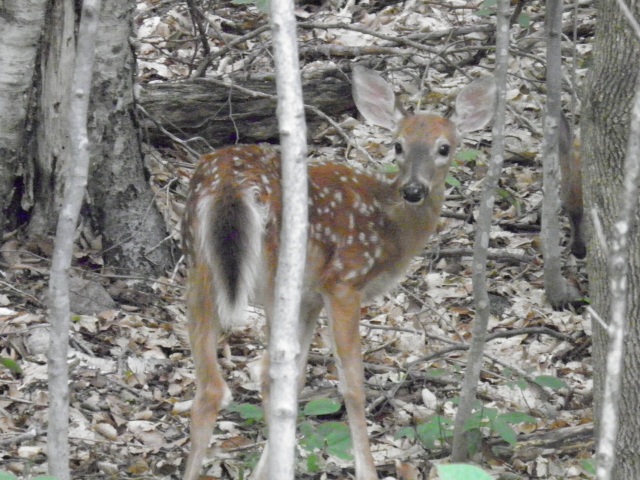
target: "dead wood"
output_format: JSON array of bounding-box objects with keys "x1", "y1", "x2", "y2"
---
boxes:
[
  {"x1": 137, "y1": 71, "x2": 354, "y2": 151},
  {"x1": 492, "y1": 422, "x2": 594, "y2": 461}
]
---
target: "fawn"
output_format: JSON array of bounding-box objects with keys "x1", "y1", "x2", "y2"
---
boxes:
[
  {"x1": 558, "y1": 113, "x2": 585, "y2": 259},
  {"x1": 181, "y1": 66, "x2": 496, "y2": 480}
]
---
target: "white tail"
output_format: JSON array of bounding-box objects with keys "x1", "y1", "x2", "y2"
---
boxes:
[{"x1": 181, "y1": 67, "x2": 496, "y2": 480}]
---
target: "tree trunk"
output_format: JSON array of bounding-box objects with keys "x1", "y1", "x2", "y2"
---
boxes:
[
  {"x1": 582, "y1": 0, "x2": 640, "y2": 478},
  {"x1": 3, "y1": 0, "x2": 172, "y2": 277},
  {"x1": 0, "y1": 0, "x2": 48, "y2": 239},
  {"x1": 541, "y1": 0, "x2": 580, "y2": 308},
  {"x1": 28, "y1": 0, "x2": 75, "y2": 237},
  {"x1": 266, "y1": 0, "x2": 309, "y2": 476},
  {"x1": 1, "y1": 0, "x2": 171, "y2": 277},
  {"x1": 85, "y1": 0, "x2": 172, "y2": 276}
]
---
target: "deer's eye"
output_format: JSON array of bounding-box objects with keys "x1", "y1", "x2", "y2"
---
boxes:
[
  {"x1": 438, "y1": 144, "x2": 450, "y2": 156},
  {"x1": 395, "y1": 142, "x2": 403, "y2": 154}
]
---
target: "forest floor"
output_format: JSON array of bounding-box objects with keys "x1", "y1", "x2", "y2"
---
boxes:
[{"x1": 0, "y1": 0, "x2": 596, "y2": 478}]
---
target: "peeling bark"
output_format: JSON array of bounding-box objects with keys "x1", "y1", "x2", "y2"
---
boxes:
[
  {"x1": 0, "y1": 0, "x2": 48, "y2": 237},
  {"x1": 86, "y1": 0, "x2": 173, "y2": 276}
]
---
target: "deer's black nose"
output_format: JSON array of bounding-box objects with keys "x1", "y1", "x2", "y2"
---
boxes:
[{"x1": 402, "y1": 183, "x2": 428, "y2": 204}]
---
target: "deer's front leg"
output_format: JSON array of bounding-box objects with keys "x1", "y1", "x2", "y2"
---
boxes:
[{"x1": 324, "y1": 285, "x2": 378, "y2": 480}]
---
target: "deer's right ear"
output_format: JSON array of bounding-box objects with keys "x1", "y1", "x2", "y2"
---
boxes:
[{"x1": 352, "y1": 65, "x2": 401, "y2": 132}]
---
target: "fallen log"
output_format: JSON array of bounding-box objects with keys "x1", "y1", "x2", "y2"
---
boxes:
[{"x1": 137, "y1": 70, "x2": 355, "y2": 150}]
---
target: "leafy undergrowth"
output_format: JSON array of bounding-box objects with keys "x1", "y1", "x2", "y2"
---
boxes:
[
  {"x1": 0, "y1": 239, "x2": 594, "y2": 479},
  {"x1": 1, "y1": 0, "x2": 596, "y2": 478}
]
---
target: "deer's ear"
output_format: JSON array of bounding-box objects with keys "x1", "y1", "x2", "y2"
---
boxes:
[
  {"x1": 352, "y1": 65, "x2": 401, "y2": 132},
  {"x1": 452, "y1": 76, "x2": 497, "y2": 134}
]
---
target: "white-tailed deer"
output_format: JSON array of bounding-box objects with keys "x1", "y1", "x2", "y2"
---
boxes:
[
  {"x1": 558, "y1": 113, "x2": 585, "y2": 259},
  {"x1": 181, "y1": 66, "x2": 496, "y2": 480}
]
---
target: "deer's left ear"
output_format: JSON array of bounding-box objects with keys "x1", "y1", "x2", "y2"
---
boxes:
[{"x1": 452, "y1": 76, "x2": 497, "y2": 134}]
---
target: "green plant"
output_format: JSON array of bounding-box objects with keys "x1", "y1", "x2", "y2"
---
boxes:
[
  {"x1": 456, "y1": 148, "x2": 482, "y2": 163},
  {"x1": 227, "y1": 402, "x2": 265, "y2": 424},
  {"x1": 462, "y1": 406, "x2": 537, "y2": 451},
  {"x1": 396, "y1": 415, "x2": 455, "y2": 450},
  {"x1": 518, "y1": 12, "x2": 532, "y2": 29},
  {"x1": 227, "y1": 398, "x2": 353, "y2": 474},
  {"x1": 231, "y1": 0, "x2": 269, "y2": 14},
  {"x1": 504, "y1": 372, "x2": 569, "y2": 396},
  {"x1": 581, "y1": 457, "x2": 596, "y2": 475},
  {"x1": 476, "y1": 0, "x2": 497, "y2": 17},
  {"x1": 300, "y1": 421, "x2": 353, "y2": 473},
  {"x1": 0, "y1": 357, "x2": 22, "y2": 375},
  {"x1": 303, "y1": 398, "x2": 342, "y2": 417},
  {"x1": 496, "y1": 186, "x2": 520, "y2": 208},
  {"x1": 446, "y1": 174, "x2": 462, "y2": 188},
  {"x1": 299, "y1": 398, "x2": 352, "y2": 473},
  {"x1": 396, "y1": 404, "x2": 536, "y2": 457},
  {"x1": 447, "y1": 148, "x2": 483, "y2": 188},
  {"x1": 533, "y1": 375, "x2": 568, "y2": 390},
  {"x1": 0, "y1": 474, "x2": 58, "y2": 480},
  {"x1": 437, "y1": 463, "x2": 493, "y2": 480}
]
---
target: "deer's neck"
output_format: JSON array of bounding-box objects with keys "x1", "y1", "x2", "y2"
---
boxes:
[{"x1": 387, "y1": 185, "x2": 445, "y2": 258}]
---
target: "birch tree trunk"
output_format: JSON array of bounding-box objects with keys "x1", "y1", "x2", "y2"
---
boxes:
[
  {"x1": 0, "y1": 0, "x2": 47, "y2": 239},
  {"x1": 48, "y1": 2, "x2": 101, "y2": 477},
  {"x1": 267, "y1": 0, "x2": 309, "y2": 476},
  {"x1": 2, "y1": 0, "x2": 172, "y2": 277},
  {"x1": 85, "y1": 0, "x2": 172, "y2": 276},
  {"x1": 28, "y1": 0, "x2": 76, "y2": 237}
]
